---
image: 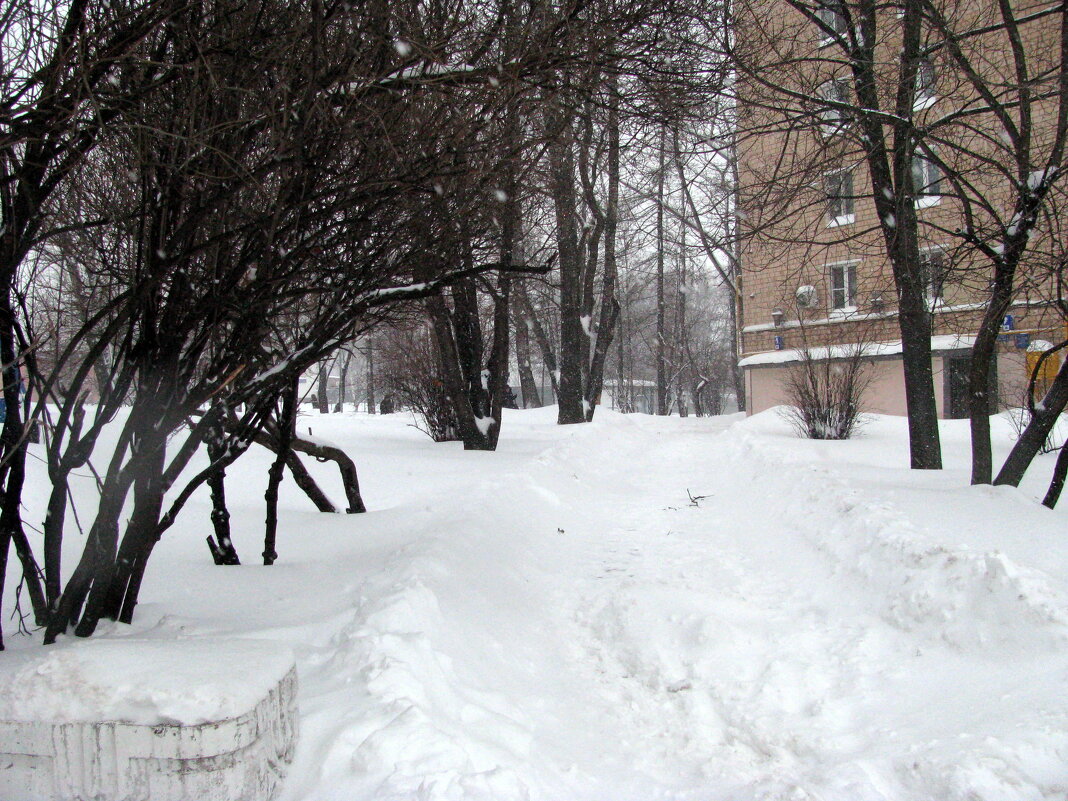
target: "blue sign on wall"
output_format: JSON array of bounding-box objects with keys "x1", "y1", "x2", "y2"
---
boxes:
[
  {"x1": 774, "y1": 335, "x2": 784, "y2": 351},
  {"x1": 1002, "y1": 314, "x2": 1015, "y2": 331},
  {"x1": 1015, "y1": 332, "x2": 1031, "y2": 349}
]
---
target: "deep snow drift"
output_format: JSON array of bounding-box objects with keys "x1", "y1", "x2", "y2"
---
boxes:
[{"x1": 5, "y1": 406, "x2": 1068, "y2": 800}]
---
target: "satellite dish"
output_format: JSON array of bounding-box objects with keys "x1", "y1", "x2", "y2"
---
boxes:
[{"x1": 795, "y1": 285, "x2": 818, "y2": 308}]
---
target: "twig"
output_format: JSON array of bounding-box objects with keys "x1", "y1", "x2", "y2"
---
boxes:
[{"x1": 687, "y1": 488, "x2": 711, "y2": 506}]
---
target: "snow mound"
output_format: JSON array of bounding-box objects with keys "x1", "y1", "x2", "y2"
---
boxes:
[
  {"x1": 300, "y1": 547, "x2": 538, "y2": 800},
  {"x1": 727, "y1": 429, "x2": 1068, "y2": 650},
  {"x1": 900, "y1": 728, "x2": 1068, "y2": 801}
]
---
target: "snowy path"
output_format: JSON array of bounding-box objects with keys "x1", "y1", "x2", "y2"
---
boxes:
[
  {"x1": 520, "y1": 418, "x2": 907, "y2": 800},
  {"x1": 14, "y1": 408, "x2": 1067, "y2": 800},
  {"x1": 271, "y1": 411, "x2": 1068, "y2": 800}
]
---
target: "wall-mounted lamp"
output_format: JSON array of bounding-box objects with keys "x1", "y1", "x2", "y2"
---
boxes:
[
  {"x1": 771, "y1": 307, "x2": 785, "y2": 327},
  {"x1": 869, "y1": 293, "x2": 885, "y2": 312}
]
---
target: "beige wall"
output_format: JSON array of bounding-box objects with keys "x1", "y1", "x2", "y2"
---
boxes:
[
  {"x1": 745, "y1": 347, "x2": 1040, "y2": 418},
  {"x1": 745, "y1": 358, "x2": 911, "y2": 416}
]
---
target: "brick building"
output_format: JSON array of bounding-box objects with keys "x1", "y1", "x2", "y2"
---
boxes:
[{"x1": 735, "y1": 0, "x2": 1066, "y2": 418}]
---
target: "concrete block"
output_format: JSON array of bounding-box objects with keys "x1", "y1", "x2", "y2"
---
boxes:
[{"x1": 0, "y1": 638, "x2": 298, "y2": 801}]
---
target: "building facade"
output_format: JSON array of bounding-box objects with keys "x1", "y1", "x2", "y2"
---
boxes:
[{"x1": 735, "y1": 0, "x2": 1066, "y2": 418}]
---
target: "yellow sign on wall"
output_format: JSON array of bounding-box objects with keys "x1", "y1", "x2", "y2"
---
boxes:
[{"x1": 1027, "y1": 348, "x2": 1061, "y2": 402}]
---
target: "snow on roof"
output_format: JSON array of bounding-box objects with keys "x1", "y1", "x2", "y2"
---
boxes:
[{"x1": 738, "y1": 334, "x2": 977, "y2": 367}]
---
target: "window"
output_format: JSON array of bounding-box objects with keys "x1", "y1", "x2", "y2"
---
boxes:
[
  {"x1": 914, "y1": 58, "x2": 936, "y2": 110},
  {"x1": 825, "y1": 169, "x2": 854, "y2": 225},
  {"x1": 912, "y1": 152, "x2": 941, "y2": 207},
  {"x1": 919, "y1": 247, "x2": 946, "y2": 306},
  {"x1": 819, "y1": 79, "x2": 851, "y2": 135},
  {"x1": 816, "y1": 2, "x2": 848, "y2": 46},
  {"x1": 829, "y1": 261, "x2": 858, "y2": 310}
]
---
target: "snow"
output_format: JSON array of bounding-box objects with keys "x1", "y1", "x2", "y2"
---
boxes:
[
  {"x1": 1027, "y1": 167, "x2": 1058, "y2": 190},
  {"x1": 739, "y1": 334, "x2": 976, "y2": 366},
  {"x1": 362, "y1": 282, "x2": 429, "y2": 302},
  {"x1": 4, "y1": 407, "x2": 1068, "y2": 800},
  {"x1": 743, "y1": 304, "x2": 989, "y2": 334},
  {"x1": 0, "y1": 638, "x2": 293, "y2": 725},
  {"x1": 251, "y1": 345, "x2": 314, "y2": 384},
  {"x1": 298, "y1": 428, "x2": 341, "y2": 449},
  {"x1": 369, "y1": 62, "x2": 477, "y2": 89}
]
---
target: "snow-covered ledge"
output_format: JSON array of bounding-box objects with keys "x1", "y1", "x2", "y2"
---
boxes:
[{"x1": 0, "y1": 638, "x2": 298, "y2": 801}]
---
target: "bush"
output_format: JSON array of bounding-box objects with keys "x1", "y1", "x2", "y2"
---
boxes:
[
  {"x1": 780, "y1": 342, "x2": 874, "y2": 440},
  {"x1": 377, "y1": 326, "x2": 459, "y2": 442}
]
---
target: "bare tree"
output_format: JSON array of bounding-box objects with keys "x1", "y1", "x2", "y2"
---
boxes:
[
  {"x1": 32, "y1": 0, "x2": 581, "y2": 642},
  {"x1": 0, "y1": 0, "x2": 185, "y2": 649}
]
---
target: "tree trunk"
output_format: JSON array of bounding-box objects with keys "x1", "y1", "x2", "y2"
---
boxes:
[
  {"x1": 426, "y1": 288, "x2": 496, "y2": 450},
  {"x1": 43, "y1": 465, "x2": 74, "y2": 607},
  {"x1": 583, "y1": 83, "x2": 621, "y2": 422},
  {"x1": 283, "y1": 433, "x2": 365, "y2": 512},
  {"x1": 483, "y1": 274, "x2": 512, "y2": 447},
  {"x1": 205, "y1": 414, "x2": 239, "y2": 565},
  {"x1": 422, "y1": 165, "x2": 515, "y2": 453},
  {"x1": 514, "y1": 289, "x2": 541, "y2": 408},
  {"x1": 263, "y1": 378, "x2": 298, "y2": 565},
  {"x1": 517, "y1": 286, "x2": 557, "y2": 401},
  {"x1": 994, "y1": 355, "x2": 1068, "y2": 487},
  {"x1": 216, "y1": 402, "x2": 367, "y2": 513},
  {"x1": 851, "y1": 0, "x2": 942, "y2": 469},
  {"x1": 896, "y1": 295, "x2": 942, "y2": 469},
  {"x1": 655, "y1": 127, "x2": 668, "y2": 416},
  {"x1": 366, "y1": 338, "x2": 375, "y2": 413},
  {"x1": 73, "y1": 360, "x2": 179, "y2": 636},
  {"x1": 546, "y1": 96, "x2": 586, "y2": 425},
  {"x1": 1043, "y1": 445, "x2": 1068, "y2": 508},
  {"x1": 282, "y1": 450, "x2": 337, "y2": 513},
  {"x1": 968, "y1": 279, "x2": 1014, "y2": 483},
  {"x1": 44, "y1": 413, "x2": 139, "y2": 642},
  {"x1": 675, "y1": 160, "x2": 689, "y2": 419},
  {"x1": 317, "y1": 358, "x2": 330, "y2": 414},
  {"x1": 335, "y1": 349, "x2": 352, "y2": 412},
  {"x1": 0, "y1": 316, "x2": 46, "y2": 626},
  {"x1": 104, "y1": 434, "x2": 167, "y2": 625},
  {"x1": 726, "y1": 136, "x2": 746, "y2": 412},
  {"x1": 290, "y1": 441, "x2": 365, "y2": 513}
]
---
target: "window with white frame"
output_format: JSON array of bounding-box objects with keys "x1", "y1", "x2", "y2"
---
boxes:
[
  {"x1": 829, "y1": 261, "x2": 858, "y2": 310},
  {"x1": 919, "y1": 247, "x2": 946, "y2": 306},
  {"x1": 825, "y1": 169, "x2": 854, "y2": 225},
  {"x1": 819, "y1": 78, "x2": 851, "y2": 135},
  {"x1": 914, "y1": 58, "x2": 936, "y2": 110},
  {"x1": 816, "y1": 1, "x2": 848, "y2": 46},
  {"x1": 911, "y1": 151, "x2": 941, "y2": 207}
]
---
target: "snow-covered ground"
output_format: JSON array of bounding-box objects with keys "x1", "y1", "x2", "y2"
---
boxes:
[{"x1": 6, "y1": 406, "x2": 1068, "y2": 800}]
